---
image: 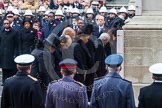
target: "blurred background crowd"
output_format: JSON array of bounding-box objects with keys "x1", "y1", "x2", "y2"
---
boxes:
[{"x1": 0, "y1": 0, "x2": 136, "y2": 101}]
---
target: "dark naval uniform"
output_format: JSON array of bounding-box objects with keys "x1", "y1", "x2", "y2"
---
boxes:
[
  {"x1": 1, "y1": 54, "x2": 44, "y2": 108},
  {"x1": 12, "y1": 19, "x2": 22, "y2": 32},
  {"x1": 138, "y1": 63, "x2": 162, "y2": 108},
  {"x1": 1, "y1": 72, "x2": 44, "y2": 108},
  {"x1": 90, "y1": 54, "x2": 136, "y2": 108},
  {"x1": 138, "y1": 82, "x2": 162, "y2": 108}
]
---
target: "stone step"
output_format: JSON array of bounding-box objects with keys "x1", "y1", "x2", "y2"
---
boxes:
[
  {"x1": 124, "y1": 16, "x2": 162, "y2": 30},
  {"x1": 142, "y1": 11, "x2": 162, "y2": 16}
]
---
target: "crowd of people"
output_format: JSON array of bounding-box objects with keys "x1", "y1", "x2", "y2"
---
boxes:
[{"x1": 0, "y1": 0, "x2": 139, "y2": 108}]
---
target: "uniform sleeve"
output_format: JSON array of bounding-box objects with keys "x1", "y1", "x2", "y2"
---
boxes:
[
  {"x1": 32, "y1": 82, "x2": 44, "y2": 108},
  {"x1": 90, "y1": 82, "x2": 99, "y2": 108},
  {"x1": 78, "y1": 86, "x2": 89, "y2": 108},
  {"x1": 1, "y1": 83, "x2": 10, "y2": 108},
  {"x1": 138, "y1": 88, "x2": 145, "y2": 108},
  {"x1": 126, "y1": 83, "x2": 136, "y2": 108},
  {"x1": 45, "y1": 84, "x2": 54, "y2": 108}
]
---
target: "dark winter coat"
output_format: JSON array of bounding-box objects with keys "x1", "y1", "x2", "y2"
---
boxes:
[
  {"x1": 19, "y1": 27, "x2": 37, "y2": 54},
  {"x1": 0, "y1": 27, "x2": 19, "y2": 69},
  {"x1": 95, "y1": 39, "x2": 107, "y2": 77},
  {"x1": 1, "y1": 71, "x2": 44, "y2": 108}
]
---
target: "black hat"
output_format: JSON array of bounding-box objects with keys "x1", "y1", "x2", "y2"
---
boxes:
[
  {"x1": 59, "y1": 35, "x2": 68, "y2": 43},
  {"x1": 22, "y1": 19, "x2": 32, "y2": 26},
  {"x1": 45, "y1": 33, "x2": 60, "y2": 48},
  {"x1": 80, "y1": 24, "x2": 94, "y2": 36}
]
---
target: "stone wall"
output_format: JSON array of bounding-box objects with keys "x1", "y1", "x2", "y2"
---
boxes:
[
  {"x1": 123, "y1": 30, "x2": 162, "y2": 105},
  {"x1": 143, "y1": 0, "x2": 162, "y2": 11}
]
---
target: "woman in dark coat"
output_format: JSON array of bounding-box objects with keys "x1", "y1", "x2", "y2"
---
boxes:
[
  {"x1": 19, "y1": 19, "x2": 37, "y2": 54},
  {"x1": 0, "y1": 19, "x2": 19, "y2": 83},
  {"x1": 74, "y1": 24, "x2": 95, "y2": 100}
]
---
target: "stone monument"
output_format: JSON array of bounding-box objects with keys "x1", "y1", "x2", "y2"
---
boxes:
[{"x1": 118, "y1": 0, "x2": 162, "y2": 106}]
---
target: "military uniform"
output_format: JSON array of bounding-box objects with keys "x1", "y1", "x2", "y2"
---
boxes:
[
  {"x1": 90, "y1": 54, "x2": 136, "y2": 108},
  {"x1": 45, "y1": 59, "x2": 89, "y2": 108},
  {"x1": 1, "y1": 54, "x2": 44, "y2": 108},
  {"x1": 90, "y1": 72, "x2": 135, "y2": 108},
  {"x1": 138, "y1": 63, "x2": 162, "y2": 108},
  {"x1": 12, "y1": 19, "x2": 22, "y2": 31},
  {"x1": 45, "y1": 76, "x2": 89, "y2": 108}
]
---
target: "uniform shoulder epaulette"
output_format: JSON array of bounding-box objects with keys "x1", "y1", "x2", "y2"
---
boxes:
[
  {"x1": 6, "y1": 75, "x2": 16, "y2": 80},
  {"x1": 27, "y1": 75, "x2": 38, "y2": 81},
  {"x1": 50, "y1": 80, "x2": 59, "y2": 84},
  {"x1": 75, "y1": 81, "x2": 85, "y2": 86},
  {"x1": 94, "y1": 76, "x2": 104, "y2": 81},
  {"x1": 122, "y1": 79, "x2": 132, "y2": 83}
]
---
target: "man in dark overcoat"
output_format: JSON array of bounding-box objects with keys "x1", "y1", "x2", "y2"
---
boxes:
[
  {"x1": 138, "y1": 63, "x2": 162, "y2": 108},
  {"x1": 1, "y1": 54, "x2": 44, "y2": 108},
  {"x1": 31, "y1": 40, "x2": 51, "y2": 101},
  {"x1": 95, "y1": 33, "x2": 111, "y2": 77},
  {"x1": 0, "y1": 19, "x2": 19, "y2": 83}
]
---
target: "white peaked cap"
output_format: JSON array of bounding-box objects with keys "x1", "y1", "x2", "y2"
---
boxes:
[
  {"x1": 86, "y1": 8, "x2": 94, "y2": 14},
  {"x1": 24, "y1": 9, "x2": 33, "y2": 16},
  {"x1": 149, "y1": 63, "x2": 162, "y2": 74},
  {"x1": 55, "y1": 9, "x2": 64, "y2": 16},
  {"x1": 91, "y1": 1, "x2": 99, "y2": 5},
  {"x1": 14, "y1": 54, "x2": 35, "y2": 66},
  {"x1": 44, "y1": 10, "x2": 51, "y2": 15},
  {"x1": 109, "y1": 8, "x2": 117, "y2": 15},
  {"x1": 7, "y1": 6, "x2": 14, "y2": 12},
  {"x1": 13, "y1": 9, "x2": 20, "y2": 15},
  {"x1": 119, "y1": 6, "x2": 128, "y2": 13},
  {"x1": 67, "y1": 5, "x2": 73, "y2": 13},
  {"x1": 38, "y1": 6, "x2": 46, "y2": 12},
  {"x1": 99, "y1": 6, "x2": 107, "y2": 13},
  {"x1": 128, "y1": 5, "x2": 135, "y2": 11},
  {"x1": 72, "y1": 7, "x2": 79, "y2": 14}
]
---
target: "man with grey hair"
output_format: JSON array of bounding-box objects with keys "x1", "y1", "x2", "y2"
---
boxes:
[
  {"x1": 91, "y1": 54, "x2": 136, "y2": 108},
  {"x1": 98, "y1": 33, "x2": 110, "y2": 45},
  {"x1": 95, "y1": 33, "x2": 111, "y2": 77}
]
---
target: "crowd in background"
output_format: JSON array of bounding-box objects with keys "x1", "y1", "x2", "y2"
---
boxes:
[{"x1": 0, "y1": 0, "x2": 136, "y2": 107}]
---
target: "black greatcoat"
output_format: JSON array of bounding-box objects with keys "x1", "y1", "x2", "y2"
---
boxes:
[
  {"x1": 74, "y1": 39, "x2": 95, "y2": 99},
  {"x1": 0, "y1": 27, "x2": 19, "y2": 69},
  {"x1": 31, "y1": 48, "x2": 51, "y2": 93},
  {"x1": 95, "y1": 39, "x2": 107, "y2": 77},
  {"x1": 19, "y1": 27, "x2": 37, "y2": 54},
  {"x1": 138, "y1": 82, "x2": 162, "y2": 108},
  {"x1": 1, "y1": 71, "x2": 44, "y2": 108}
]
